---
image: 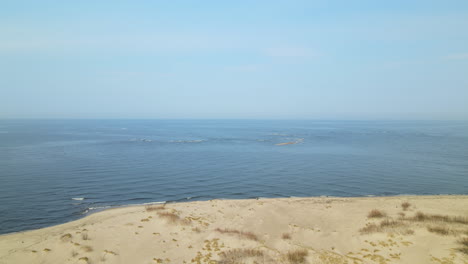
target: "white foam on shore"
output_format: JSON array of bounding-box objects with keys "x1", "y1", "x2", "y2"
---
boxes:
[
  {"x1": 72, "y1": 198, "x2": 85, "y2": 201},
  {"x1": 142, "y1": 201, "x2": 166, "y2": 205}
]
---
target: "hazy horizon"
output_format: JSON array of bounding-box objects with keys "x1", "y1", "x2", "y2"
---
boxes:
[{"x1": 1, "y1": 1, "x2": 468, "y2": 120}]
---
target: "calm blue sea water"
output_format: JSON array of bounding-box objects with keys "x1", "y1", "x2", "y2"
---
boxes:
[{"x1": 1, "y1": 119, "x2": 467, "y2": 234}]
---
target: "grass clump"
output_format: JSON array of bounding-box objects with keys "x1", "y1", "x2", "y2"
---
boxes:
[
  {"x1": 282, "y1": 233, "x2": 292, "y2": 239},
  {"x1": 427, "y1": 226, "x2": 450, "y2": 235},
  {"x1": 360, "y1": 219, "x2": 406, "y2": 234},
  {"x1": 285, "y1": 249, "x2": 308, "y2": 263},
  {"x1": 401, "y1": 202, "x2": 411, "y2": 211},
  {"x1": 157, "y1": 211, "x2": 190, "y2": 225},
  {"x1": 145, "y1": 204, "x2": 166, "y2": 212},
  {"x1": 215, "y1": 228, "x2": 259, "y2": 241},
  {"x1": 367, "y1": 209, "x2": 387, "y2": 218},
  {"x1": 81, "y1": 232, "x2": 89, "y2": 240},
  {"x1": 457, "y1": 237, "x2": 468, "y2": 255},
  {"x1": 409, "y1": 212, "x2": 468, "y2": 224},
  {"x1": 218, "y1": 248, "x2": 264, "y2": 264}
]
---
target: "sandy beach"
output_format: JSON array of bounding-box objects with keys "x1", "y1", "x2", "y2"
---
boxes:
[{"x1": 0, "y1": 195, "x2": 467, "y2": 264}]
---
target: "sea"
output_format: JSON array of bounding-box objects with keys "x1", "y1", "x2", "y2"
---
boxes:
[{"x1": 1, "y1": 119, "x2": 467, "y2": 235}]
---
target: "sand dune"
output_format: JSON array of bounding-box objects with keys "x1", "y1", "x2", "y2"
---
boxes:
[{"x1": 0, "y1": 195, "x2": 467, "y2": 264}]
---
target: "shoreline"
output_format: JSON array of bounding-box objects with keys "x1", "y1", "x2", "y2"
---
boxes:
[
  {"x1": 3, "y1": 193, "x2": 467, "y2": 237},
  {"x1": 1, "y1": 195, "x2": 467, "y2": 263}
]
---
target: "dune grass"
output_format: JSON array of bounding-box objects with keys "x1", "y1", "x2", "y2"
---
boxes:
[
  {"x1": 457, "y1": 237, "x2": 468, "y2": 255},
  {"x1": 407, "y1": 212, "x2": 468, "y2": 224},
  {"x1": 157, "y1": 211, "x2": 190, "y2": 225},
  {"x1": 215, "y1": 228, "x2": 259, "y2": 241},
  {"x1": 367, "y1": 209, "x2": 387, "y2": 218},
  {"x1": 145, "y1": 204, "x2": 166, "y2": 212},
  {"x1": 427, "y1": 226, "x2": 451, "y2": 235},
  {"x1": 218, "y1": 248, "x2": 264, "y2": 264},
  {"x1": 285, "y1": 249, "x2": 308, "y2": 263},
  {"x1": 360, "y1": 219, "x2": 407, "y2": 234},
  {"x1": 401, "y1": 202, "x2": 411, "y2": 211}
]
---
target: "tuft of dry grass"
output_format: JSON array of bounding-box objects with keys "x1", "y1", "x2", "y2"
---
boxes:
[
  {"x1": 71, "y1": 250, "x2": 78, "y2": 257},
  {"x1": 282, "y1": 233, "x2": 292, "y2": 239},
  {"x1": 367, "y1": 209, "x2": 387, "y2": 218},
  {"x1": 157, "y1": 212, "x2": 190, "y2": 225},
  {"x1": 401, "y1": 202, "x2": 411, "y2": 211},
  {"x1": 380, "y1": 219, "x2": 401, "y2": 228},
  {"x1": 408, "y1": 212, "x2": 468, "y2": 224},
  {"x1": 60, "y1": 233, "x2": 72, "y2": 242},
  {"x1": 218, "y1": 248, "x2": 264, "y2": 264},
  {"x1": 427, "y1": 226, "x2": 450, "y2": 235},
  {"x1": 192, "y1": 227, "x2": 201, "y2": 233},
  {"x1": 285, "y1": 249, "x2": 308, "y2": 263},
  {"x1": 43, "y1": 248, "x2": 51, "y2": 252},
  {"x1": 359, "y1": 223, "x2": 380, "y2": 234},
  {"x1": 81, "y1": 232, "x2": 89, "y2": 240},
  {"x1": 458, "y1": 237, "x2": 468, "y2": 255},
  {"x1": 145, "y1": 204, "x2": 166, "y2": 212},
  {"x1": 215, "y1": 228, "x2": 259, "y2": 241},
  {"x1": 360, "y1": 219, "x2": 406, "y2": 234}
]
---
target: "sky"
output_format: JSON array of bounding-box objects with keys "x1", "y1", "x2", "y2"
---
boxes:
[{"x1": 1, "y1": 0, "x2": 468, "y2": 120}]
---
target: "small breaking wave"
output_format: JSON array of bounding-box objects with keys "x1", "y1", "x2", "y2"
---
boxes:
[
  {"x1": 170, "y1": 139, "x2": 206, "y2": 143},
  {"x1": 72, "y1": 197, "x2": 85, "y2": 201}
]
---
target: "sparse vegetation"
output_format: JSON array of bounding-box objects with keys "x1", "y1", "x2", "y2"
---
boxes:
[
  {"x1": 427, "y1": 226, "x2": 450, "y2": 235},
  {"x1": 145, "y1": 204, "x2": 166, "y2": 212},
  {"x1": 43, "y1": 248, "x2": 51, "y2": 252},
  {"x1": 282, "y1": 233, "x2": 292, "y2": 239},
  {"x1": 157, "y1": 211, "x2": 190, "y2": 225},
  {"x1": 71, "y1": 250, "x2": 78, "y2": 257},
  {"x1": 408, "y1": 212, "x2": 468, "y2": 224},
  {"x1": 81, "y1": 232, "x2": 89, "y2": 240},
  {"x1": 367, "y1": 209, "x2": 387, "y2": 218},
  {"x1": 215, "y1": 228, "x2": 259, "y2": 241},
  {"x1": 457, "y1": 237, "x2": 468, "y2": 255},
  {"x1": 360, "y1": 219, "x2": 406, "y2": 234},
  {"x1": 218, "y1": 248, "x2": 264, "y2": 264},
  {"x1": 192, "y1": 227, "x2": 201, "y2": 233},
  {"x1": 380, "y1": 219, "x2": 401, "y2": 228},
  {"x1": 60, "y1": 233, "x2": 72, "y2": 242},
  {"x1": 401, "y1": 202, "x2": 411, "y2": 211},
  {"x1": 285, "y1": 249, "x2": 308, "y2": 263}
]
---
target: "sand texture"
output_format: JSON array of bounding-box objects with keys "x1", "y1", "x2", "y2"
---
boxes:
[{"x1": 0, "y1": 195, "x2": 467, "y2": 264}]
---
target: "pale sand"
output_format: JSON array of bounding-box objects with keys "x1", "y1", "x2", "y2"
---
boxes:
[{"x1": 0, "y1": 195, "x2": 467, "y2": 264}]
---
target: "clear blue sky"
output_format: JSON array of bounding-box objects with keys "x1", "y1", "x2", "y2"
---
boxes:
[{"x1": 1, "y1": 0, "x2": 467, "y2": 119}]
